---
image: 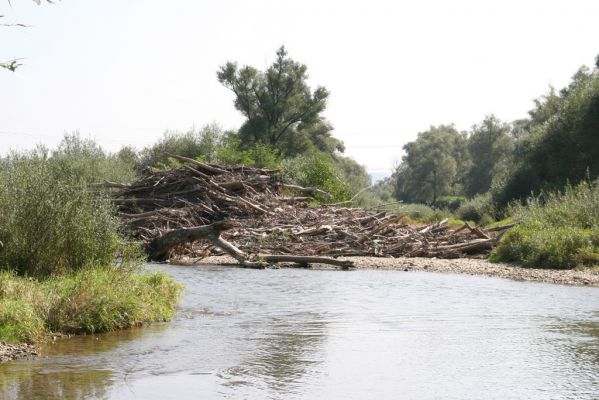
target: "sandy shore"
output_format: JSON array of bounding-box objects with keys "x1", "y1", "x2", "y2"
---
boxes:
[{"x1": 181, "y1": 255, "x2": 599, "y2": 287}]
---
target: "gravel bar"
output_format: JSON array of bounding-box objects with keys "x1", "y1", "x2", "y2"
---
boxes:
[{"x1": 182, "y1": 255, "x2": 599, "y2": 287}]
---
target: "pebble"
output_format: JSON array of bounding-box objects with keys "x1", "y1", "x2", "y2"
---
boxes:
[
  {"x1": 0, "y1": 342, "x2": 37, "y2": 363},
  {"x1": 190, "y1": 255, "x2": 599, "y2": 287}
]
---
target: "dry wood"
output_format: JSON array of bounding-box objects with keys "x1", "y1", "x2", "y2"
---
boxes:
[{"x1": 106, "y1": 155, "x2": 514, "y2": 268}]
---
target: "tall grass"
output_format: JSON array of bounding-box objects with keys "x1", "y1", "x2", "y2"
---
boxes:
[
  {"x1": 490, "y1": 180, "x2": 599, "y2": 268},
  {"x1": 0, "y1": 268, "x2": 182, "y2": 343}
]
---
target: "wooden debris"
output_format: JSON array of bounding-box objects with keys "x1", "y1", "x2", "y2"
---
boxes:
[{"x1": 107, "y1": 157, "x2": 514, "y2": 268}]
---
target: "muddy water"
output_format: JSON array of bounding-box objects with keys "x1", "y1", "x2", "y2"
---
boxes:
[{"x1": 1, "y1": 264, "x2": 598, "y2": 399}]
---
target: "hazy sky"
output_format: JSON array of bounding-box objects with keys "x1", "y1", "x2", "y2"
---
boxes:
[{"x1": 1, "y1": 0, "x2": 598, "y2": 176}]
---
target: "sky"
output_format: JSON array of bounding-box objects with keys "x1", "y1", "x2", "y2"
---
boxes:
[{"x1": 1, "y1": 0, "x2": 598, "y2": 178}]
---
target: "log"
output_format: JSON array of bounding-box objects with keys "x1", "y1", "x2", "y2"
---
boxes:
[
  {"x1": 147, "y1": 221, "x2": 353, "y2": 270},
  {"x1": 279, "y1": 184, "x2": 332, "y2": 199},
  {"x1": 485, "y1": 223, "x2": 518, "y2": 232},
  {"x1": 259, "y1": 255, "x2": 354, "y2": 269},
  {"x1": 147, "y1": 220, "x2": 236, "y2": 261}
]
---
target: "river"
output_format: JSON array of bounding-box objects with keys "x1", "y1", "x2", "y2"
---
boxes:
[{"x1": 1, "y1": 264, "x2": 598, "y2": 399}]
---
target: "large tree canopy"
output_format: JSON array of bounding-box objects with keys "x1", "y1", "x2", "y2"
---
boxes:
[
  {"x1": 217, "y1": 46, "x2": 343, "y2": 156},
  {"x1": 464, "y1": 115, "x2": 514, "y2": 197},
  {"x1": 494, "y1": 63, "x2": 599, "y2": 206},
  {"x1": 394, "y1": 125, "x2": 469, "y2": 204}
]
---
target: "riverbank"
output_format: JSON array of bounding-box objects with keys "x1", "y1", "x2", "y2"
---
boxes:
[
  {"x1": 181, "y1": 255, "x2": 599, "y2": 287},
  {"x1": 0, "y1": 268, "x2": 182, "y2": 363}
]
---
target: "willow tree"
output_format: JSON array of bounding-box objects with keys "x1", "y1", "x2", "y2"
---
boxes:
[
  {"x1": 217, "y1": 46, "x2": 343, "y2": 156},
  {"x1": 394, "y1": 125, "x2": 469, "y2": 204},
  {"x1": 464, "y1": 115, "x2": 514, "y2": 197}
]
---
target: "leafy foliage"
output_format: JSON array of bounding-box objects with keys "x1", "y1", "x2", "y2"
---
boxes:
[
  {"x1": 356, "y1": 176, "x2": 396, "y2": 207},
  {"x1": 465, "y1": 115, "x2": 514, "y2": 196},
  {"x1": 394, "y1": 125, "x2": 469, "y2": 204},
  {"x1": 0, "y1": 149, "x2": 137, "y2": 276},
  {"x1": 493, "y1": 64, "x2": 599, "y2": 207},
  {"x1": 456, "y1": 193, "x2": 496, "y2": 225},
  {"x1": 139, "y1": 124, "x2": 230, "y2": 169},
  {"x1": 52, "y1": 133, "x2": 138, "y2": 184},
  {"x1": 282, "y1": 154, "x2": 351, "y2": 203},
  {"x1": 490, "y1": 181, "x2": 599, "y2": 268},
  {"x1": 218, "y1": 46, "x2": 344, "y2": 156}
]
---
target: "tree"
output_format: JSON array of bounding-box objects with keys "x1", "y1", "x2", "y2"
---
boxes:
[
  {"x1": 464, "y1": 115, "x2": 514, "y2": 197},
  {"x1": 394, "y1": 125, "x2": 469, "y2": 204},
  {"x1": 494, "y1": 60, "x2": 599, "y2": 206},
  {"x1": 217, "y1": 46, "x2": 343, "y2": 156}
]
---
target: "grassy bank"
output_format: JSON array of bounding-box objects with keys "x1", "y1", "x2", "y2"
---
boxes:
[
  {"x1": 0, "y1": 148, "x2": 182, "y2": 346},
  {"x1": 490, "y1": 180, "x2": 599, "y2": 269},
  {"x1": 0, "y1": 268, "x2": 181, "y2": 343}
]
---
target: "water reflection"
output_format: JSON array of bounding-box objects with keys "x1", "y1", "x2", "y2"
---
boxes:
[
  {"x1": 1, "y1": 266, "x2": 598, "y2": 400},
  {"x1": 547, "y1": 318, "x2": 599, "y2": 372},
  {"x1": 0, "y1": 325, "x2": 166, "y2": 400},
  {"x1": 1, "y1": 369, "x2": 112, "y2": 400},
  {"x1": 218, "y1": 312, "x2": 328, "y2": 396}
]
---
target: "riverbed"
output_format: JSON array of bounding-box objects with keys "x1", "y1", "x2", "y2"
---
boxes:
[{"x1": 1, "y1": 264, "x2": 598, "y2": 399}]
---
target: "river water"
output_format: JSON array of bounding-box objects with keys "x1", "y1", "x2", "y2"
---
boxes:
[{"x1": 1, "y1": 264, "x2": 598, "y2": 399}]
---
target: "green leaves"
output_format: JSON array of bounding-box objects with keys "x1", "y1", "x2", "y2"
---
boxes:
[
  {"x1": 394, "y1": 125, "x2": 468, "y2": 204},
  {"x1": 218, "y1": 46, "x2": 335, "y2": 157},
  {"x1": 494, "y1": 59, "x2": 599, "y2": 207}
]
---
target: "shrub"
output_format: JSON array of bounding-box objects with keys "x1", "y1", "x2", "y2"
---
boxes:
[
  {"x1": 52, "y1": 133, "x2": 138, "y2": 184},
  {"x1": 490, "y1": 180, "x2": 599, "y2": 268},
  {"x1": 434, "y1": 196, "x2": 465, "y2": 212},
  {"x1": 457, "y1": 193, "x2": 496, "y2": 225},
  {"x1": 139, "y1": 124, "x2": 231, "y2": 168},
  {"x1": 216, "y1": 139, "x2": 282, "y2": 168},
  {"x1": 0, "y1": 151, "x2": 122, "y2": 276},
  {"x1": 282, "y1": 154, "x2": 350, "y2": 203}
]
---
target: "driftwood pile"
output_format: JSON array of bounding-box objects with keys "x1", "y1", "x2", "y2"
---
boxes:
[{"x1": 106, "y1": 154, "x2": 514, "y2": 269}]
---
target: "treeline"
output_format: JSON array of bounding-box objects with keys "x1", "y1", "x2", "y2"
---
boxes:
[{"x1": 387, "y1": 55, "x2": 599, "y2": 223}]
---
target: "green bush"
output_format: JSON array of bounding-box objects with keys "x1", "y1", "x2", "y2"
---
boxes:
[
  {"x1": 52, "y1": 133, "x2": 138, "y2": 184},
  {"x1": 139, "y1": 124, "x2": 228, "y2": 169},
  {"x1": 0, "y1": 151, "x2": 123, "y2": 276},
  {"x1": 434, "y1": 196, "x2": 465, "y2": 212},
  {"x1": 490, "y1": 181, "x2": 599, "y2": 268},
  {"x1": 403, "y1": 204, "x2": 451, "y2": 223},
  {"x1": 457, "y1": 193, "x2": 496, "y2": 225},
  {"x1": 216, "y1": 139, "x2": 282, "y2": 168},
  {"x1": 282, "y1": 154, "x2": 350, "y2": 203},
  {"x1": 0, "y1": 147, "x2": 183, "y2": 344}
]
